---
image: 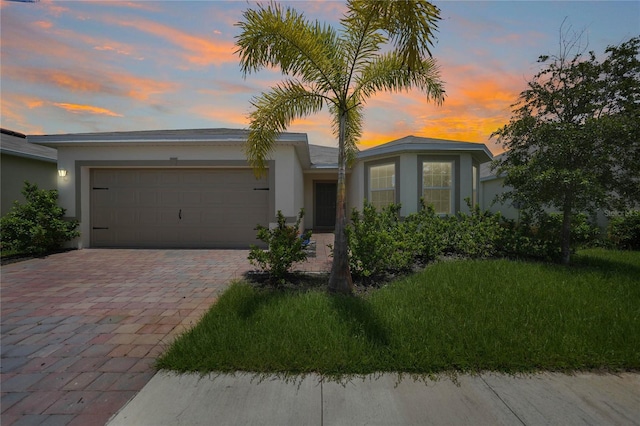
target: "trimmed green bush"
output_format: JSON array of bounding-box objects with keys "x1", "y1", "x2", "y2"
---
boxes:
[
  {"x1": 344, "y1": 199, "x2": 603, "y2": 280},
  {"x1": 0, "y1": 182, "x2": 79, "y2": 254},
  {"x1": 402, "y1": 200, "x2": 447, "y2": 262},
  {"x1": 607, "y1": 210, "x2": 640, "y2": 250},
  {"x1": 346, "y1": 202, "x2": 415, "y2": 282},
  {"x1": 248, "y1": 209, "x2": 311, "y2": 283},
  {"x1": 442, "y1": 200, "x2": 506, "y2": 258}
]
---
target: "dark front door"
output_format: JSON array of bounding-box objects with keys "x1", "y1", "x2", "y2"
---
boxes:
[{"x1": 315, "y1": 182, "x2": 337, "y2": 229}]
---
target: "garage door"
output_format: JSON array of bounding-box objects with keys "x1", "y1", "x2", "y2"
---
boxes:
[{"x1": 90, "y1": 169, "x2": 269, "y2": 248}]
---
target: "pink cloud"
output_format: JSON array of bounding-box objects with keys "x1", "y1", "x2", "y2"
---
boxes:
[
  {"x1": 3, "y1": 65, "x2": 179, "y2": 101},
  {"x1": 103, "y1": 16, "x2": 237, "y2": 67}
]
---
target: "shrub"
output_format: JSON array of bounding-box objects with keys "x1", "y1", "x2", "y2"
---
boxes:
[
  {"x1": 0, "y1": 181, "x2": 79, "y2": 254},
  {"x1": 607, "y1": 210, "x2": 640, "y2": 250},
  {"x1": 402, "y1": 200, "x2": 447, "y2": 262},
  {"x1": 346, "y1": 202, "x2": 415, "y2": 282},
  {"x1": 442, "y1": 200, "x2": 505, "y2": 258},
  {"x1": 248, "y1": 209, "x2": 311, "y2": 283},
  {"x1": 497, "y1": 212, "x2": 600, "y2": 261}
]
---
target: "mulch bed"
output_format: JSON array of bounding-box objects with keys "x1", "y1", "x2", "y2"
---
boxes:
[{"x1": 1, "y1": 248, "x2": 76, "y2": 266}]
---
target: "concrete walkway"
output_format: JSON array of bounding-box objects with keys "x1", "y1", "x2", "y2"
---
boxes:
[{"x1": 109, "y1": 371, "x2": 640, "y2": 425}]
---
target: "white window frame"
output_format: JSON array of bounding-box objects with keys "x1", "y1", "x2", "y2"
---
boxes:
[
  {"x1": 366, "y1": 160, "x2": 399, "y2": 210},
  {"x1": 421, "y1": 160, "x2": 455, "y2": 215}
]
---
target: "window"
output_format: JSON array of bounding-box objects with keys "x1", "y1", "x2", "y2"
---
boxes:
[
  {"x1": 369, "y1": 163, "x2": 395, "y2": 210},
  {"x1": 422, "y1": 161, "x2": 453, "y2": 214}
]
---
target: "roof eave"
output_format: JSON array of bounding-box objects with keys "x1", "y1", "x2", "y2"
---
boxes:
[
  {"x1": 358, "y1": 142, "x2": 493, "y2": 163},
  {"x1": 1, "y1": 148, "x2": 57, "y2": 163}
]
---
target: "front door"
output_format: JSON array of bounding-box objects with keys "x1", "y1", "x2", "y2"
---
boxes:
[{"x1": 315, "y1": 182, "x2": 337, "y2": 229}]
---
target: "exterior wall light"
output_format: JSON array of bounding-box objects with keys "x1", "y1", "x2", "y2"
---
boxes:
[{"x1": 58, "y1": 169, "x2": 68, "y2": 177}]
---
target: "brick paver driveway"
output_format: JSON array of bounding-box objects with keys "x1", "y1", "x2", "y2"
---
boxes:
[{"x1": 1, "y1": 249, "x2": 255, "y2": 426}]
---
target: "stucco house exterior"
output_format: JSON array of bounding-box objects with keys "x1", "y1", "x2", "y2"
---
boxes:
[
  {"x1": 30, "y1": 129, "x2": 493, "y2": 249},
  {"x1": 1, "y1": 128, "x2": 58, "y2": 216},
  {"x1": 480, "y1": 152, "x2": 520, "y2": 221}
]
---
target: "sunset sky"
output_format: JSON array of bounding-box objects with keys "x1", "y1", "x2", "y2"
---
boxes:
[{"x1": 1, "y1": 1, "x2": 638, "y2": 154}]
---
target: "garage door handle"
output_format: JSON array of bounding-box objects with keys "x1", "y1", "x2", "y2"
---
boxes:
[{"x1": 179, "y1": 209, "x2": 182, "y2": 220}]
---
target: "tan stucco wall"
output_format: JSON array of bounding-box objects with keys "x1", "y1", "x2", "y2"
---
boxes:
[{"x1": 1, "y1": 154, "x2": 57, "y2": 216}]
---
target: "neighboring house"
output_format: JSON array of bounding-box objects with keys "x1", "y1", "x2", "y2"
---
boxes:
[
  {"x1": 481, "y1": 153, "x2": 615, "y2": 229},
  {"x1": 29, "y1": 129, "x2": 493, "y2": 249},
  {"x1": 480, "y1": 152, "x2": 520, "y2": 221},
  {"x1": 1, "y1": 128, "x2": 58, "y2": 216}
]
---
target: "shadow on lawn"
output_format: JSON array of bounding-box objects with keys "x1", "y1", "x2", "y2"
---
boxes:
[
  {"x1": 235, "y1": 278, "x2": 390, "y2": 349},
  {"x1": 328, "y1": 294, "x2": 390, "y2": 348},
  {"x1": 570, "y1": 252, "x2": 640, "y2": 281}
]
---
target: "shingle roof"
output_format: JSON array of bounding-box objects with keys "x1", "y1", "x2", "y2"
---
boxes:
[
  {"x1": 28, "y1": 128, "x2": 307, "y2": 144},
  {"x1": 309, "y1": 144, "x2": 338, "y2": 166},
  {"x1": 1, "y1": 128, "x2": 57, "y2": 162},
  {"x1": 480, "y1": 152, "x2": 506, "y2": 179}
]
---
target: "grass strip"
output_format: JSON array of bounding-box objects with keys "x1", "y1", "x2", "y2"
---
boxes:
[{"x1": 157, "y1": 249, "x2": 640, "y2": 376}]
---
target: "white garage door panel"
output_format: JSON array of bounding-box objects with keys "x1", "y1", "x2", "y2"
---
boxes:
[{"x1": 91, "y1": 169, "x2": 269, "y2": 248}]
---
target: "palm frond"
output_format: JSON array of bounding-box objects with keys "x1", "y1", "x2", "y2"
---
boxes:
[
  {"x1": 354, "y1": 52, "x2": 445, "y2": 105},
  {"x1": 367, "y1": 0, "x2": 441, "y2": 67},
  {"x1": 245, "y1": 80, "x2": 326, "y2": 175},
  {"x1": 339, "y1": 1, "x2": 388, "y2": 92},
  {"x1": 236, "y1": 2, "x2": 339, "y2": 94}
]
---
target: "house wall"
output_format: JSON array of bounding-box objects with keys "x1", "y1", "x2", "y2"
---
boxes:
[
  {"x1": 270, "y1": 145, "x2": 305, "y2": 220},
  {"x1": 481, "y1": 176, "x2": 519, "y2": 220},
  {"x1": 346, "y1": 161, "x2": 364, "y2": 216},
  {"x1": 1, "y1": 154, "x2": 57, "y2": 216}
]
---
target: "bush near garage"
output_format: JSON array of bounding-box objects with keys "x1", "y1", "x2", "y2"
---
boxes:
[
  {"x1": 0, "y1": 181, "x2": 79, "y2": 255},
  {"x1": 248, "y1": 209, "x2": 312, "y2": 284}
]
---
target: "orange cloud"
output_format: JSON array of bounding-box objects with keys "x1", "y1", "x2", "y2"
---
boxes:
[
  {"x1": 53, "y1": 103, "x2": 123, "y2": 117},
  {"x1": 3, "y1": 66, "x2": 179, "y2": 101},
  {"x1": 34, "y1": 20, "x2": 53, "y2": 30},
  {"x1": 93, "y1": 44, "x2": 144, "y2": 60},
  {"x1": 189, "y1": 105, "x2": 249, "y2": 126},
  {"x1": 0, "y1": 94, "x2": 46, "y2": 134},
  {"x1": 103, "y1": 16, "x2": 237, "y2": 67},
  {"x1": 353, "y1": 60, "x2": 521, "y2": 154}
]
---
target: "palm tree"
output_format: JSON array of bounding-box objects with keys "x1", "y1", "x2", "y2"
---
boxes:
[{"x1": 236, "y1": 0, "x2": 445, "y2": 294}]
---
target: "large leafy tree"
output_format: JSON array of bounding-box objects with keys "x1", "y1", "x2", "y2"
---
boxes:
[
  {"x1": 236, "y1": 1, "x2": 445, "y2": 293},
  {"x1": 492, "y1": 35, "x2": 640, "y2": 264}
]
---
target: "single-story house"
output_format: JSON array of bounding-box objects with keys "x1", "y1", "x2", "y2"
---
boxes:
[
  {"x1": 29, "y1": 129, "x2": 493, "y2": 249},
  {"x1": 480, "y1": 152, "x2": 520, "y2": 221},
  {"x1": 1, "y1": 128, "x2": 58, "y2": 216}
]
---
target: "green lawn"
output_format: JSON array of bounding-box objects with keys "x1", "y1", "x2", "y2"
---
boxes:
[{"x1": 156, "y1": 249, "x2": 640, "y2": 376}]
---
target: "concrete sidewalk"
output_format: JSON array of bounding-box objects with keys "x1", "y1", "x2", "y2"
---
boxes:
[{"x1": 108, "y1": 371, "x2": 640, "y2": 426}]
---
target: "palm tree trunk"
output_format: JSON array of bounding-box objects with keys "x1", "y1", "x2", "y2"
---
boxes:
[{"x1": 328, "y1": 112, "x2": 354, "y2": 294}]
